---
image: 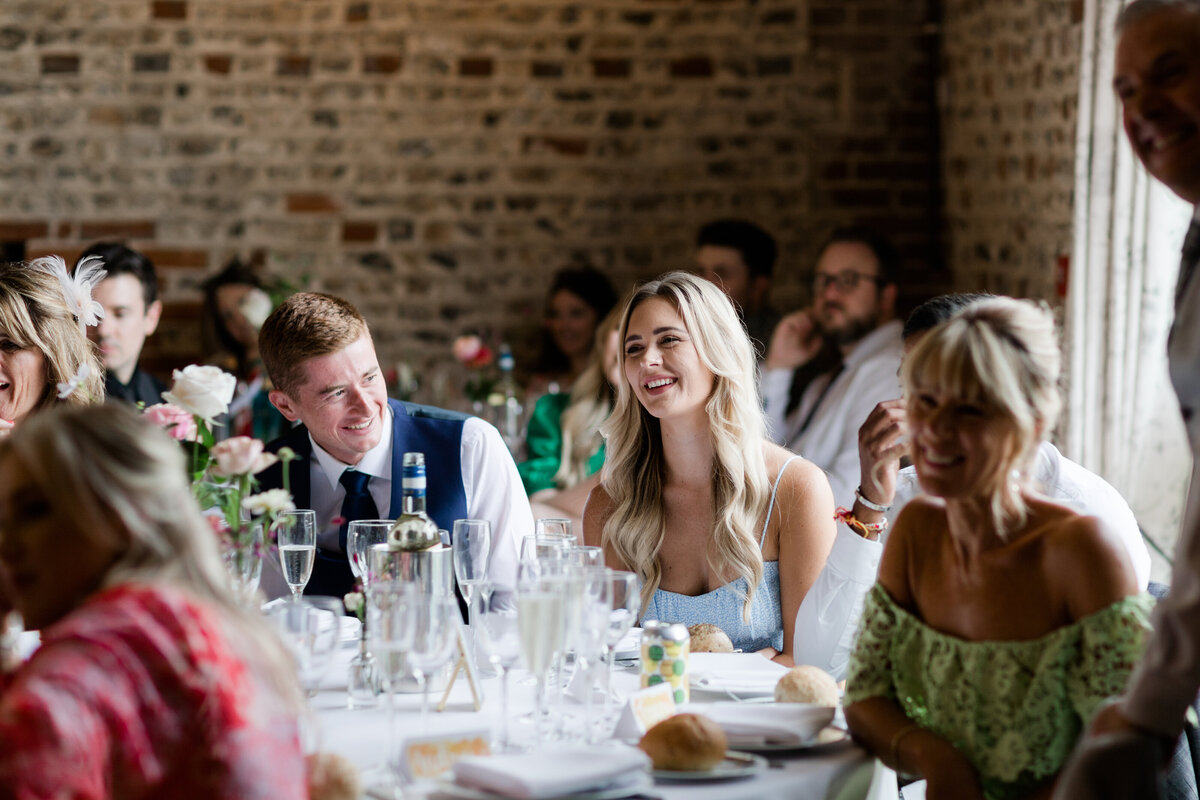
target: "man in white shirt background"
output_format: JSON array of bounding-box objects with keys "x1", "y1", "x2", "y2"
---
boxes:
[{"x1": 761, "y1": 226, "x2": 904, "y2": 509}]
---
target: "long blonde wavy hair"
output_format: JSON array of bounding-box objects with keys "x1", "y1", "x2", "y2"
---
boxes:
[
  {"x1": 553, "y1": 305, "x2": 623, "y2": 489},
  {"x1": 902, "y1": 296, "x2": 1062, "y2": 538},
  {"x1": 600, "y1": 272, "x2": 770, "y2": 618}
]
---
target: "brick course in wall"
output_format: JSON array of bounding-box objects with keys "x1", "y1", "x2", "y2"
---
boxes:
[
  {"x1": 940, "y1": 0, "x2": 1081, "y2": 303},
  {"x1": 0, "y1": 0, "x2": 942, "y2": 392}
]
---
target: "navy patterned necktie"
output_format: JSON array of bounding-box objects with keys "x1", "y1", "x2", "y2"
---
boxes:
[{"x1": 338, "y1": 468, "x2": 379, "y2": 554}]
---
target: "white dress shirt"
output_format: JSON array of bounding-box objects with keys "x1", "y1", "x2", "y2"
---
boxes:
[
  {"x1": 792, "y1": 440, "x2": 1151, "y2": 679},
  {"x1": 262, "y1": 409, "x2": 530, "y2": 602},
  {"x1": 762, "y1": 320, "x2": 903, "y2": 508}
]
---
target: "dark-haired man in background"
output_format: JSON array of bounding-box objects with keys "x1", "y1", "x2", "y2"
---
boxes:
[
  {"x1": 761, "y1": 227, "x2": 903, "y2": 508},
  {"x1": 78, "y1": 243, "x2": 165, "y2": 407},
  {"x1": 694, "y1": 219, "x2": 780, "y2": 355}
]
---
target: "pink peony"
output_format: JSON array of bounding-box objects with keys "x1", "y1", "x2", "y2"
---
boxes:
[
  {"x1": 211, "y1": 436, "x2": 278, "y2": 477},
  {"x1": 144, "y1": 403, "x2": 199, "y2": 442},
  {"x1": 452, "y1": 335, "x2": 493, "y2": 368}
]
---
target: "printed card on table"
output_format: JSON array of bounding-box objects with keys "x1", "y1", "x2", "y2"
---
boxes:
[
  {"x1": 401, "y1": 729, "x2": 492, "y2": 780},
  {"x1": 611, "y1": 682, "x2": 676, "y2": 740}
]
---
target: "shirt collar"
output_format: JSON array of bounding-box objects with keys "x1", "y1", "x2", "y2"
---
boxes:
[
  {"x1": 309, "y1": 404, "x2": 394, "y2": 491},
  {"x1": 842, "y1": 319, "x2": 904, "y2": 369}
]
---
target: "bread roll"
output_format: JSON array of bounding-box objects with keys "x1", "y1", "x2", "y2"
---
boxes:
[
  {"x1": 687, "y1": 623, "x2": 734, "y2": 654},
  {"x1": 638, "y1": 713, "x2": 727, "y2": 771},
  {"x1": 774, "y1": 664, "x2": 839, "y2": 706}
]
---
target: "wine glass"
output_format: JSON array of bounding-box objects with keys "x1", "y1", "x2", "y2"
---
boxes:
[
  {"x1": 347, "y1": 519, "x2": 393, "y2": 587},
  {"x1": 277, "y1": 509, "x2": 317, "y2": 601},
  {"x1": 408, "y1": 595, "x2": 460, "y2": 727},
  {"x1": 578, "y1": 567, "x2": 614, "y2": 743},
  {"x1": 601, "y1": 570, "x2": 641, "y2": 726},
  {"x1": 474, "y1": 591, "x2": 522, "y2": 752},
  {"x1": 517, "y1": 567, "x2": 565, "y2": 748},
  {"x1": 573, "y1": 545, "x2": 604, "y2": 569},
  {"x1": 368, "y1": 581, "x2": 417, "y2": 798},
  {"x1": 543, "y1": 561, "x2": 585, "y2": 740},
  {"x1": 452, "y1": 519, "x2": 491, "y2": 619},
  {"x1": 519, "y1": 534, "x2": 570, "y2": 566},
  {"x1": 535, "y1": 517, "x2": 577, "y2": 546},
  {"x1": 264, "y1": 595, "x2": 343, "y2": 697}
]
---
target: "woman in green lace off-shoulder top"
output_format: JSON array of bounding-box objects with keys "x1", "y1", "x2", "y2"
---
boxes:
[{"x1": 843, "y1": 297, "x2": 1152, "y2": 800}]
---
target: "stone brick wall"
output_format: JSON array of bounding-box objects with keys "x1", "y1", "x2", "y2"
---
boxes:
[
  {"x1": 0, "y1": 0, "x2": 941, "y2": 398},
  {"x1": 940, "y1": 0, "x2": 1082, "y2": 303}
]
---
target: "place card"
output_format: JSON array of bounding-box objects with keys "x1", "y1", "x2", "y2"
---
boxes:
[
  {"x1": 611, "y1": 682, "x2": 676, "y2": 740},
  {"x1": 401, "y1": 729, "x2": 492, "y2": 780}
]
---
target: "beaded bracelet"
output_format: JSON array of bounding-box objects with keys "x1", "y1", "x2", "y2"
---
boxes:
[
  {"x1": 889, "y1": 723, "x2": 922, "y2": 772},
  {"x1": 834, "y1": 507, "x2": 889, "y2": 540},
  {"x1": 854, "y1": 485, "x2": 891, "y2": 513}
]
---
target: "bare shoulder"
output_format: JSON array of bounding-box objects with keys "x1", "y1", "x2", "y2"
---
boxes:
[
  {"x1": 763, "y1": 442, "x2": 831, "y2": 501},
  {"x1": 582, "y1": 483, "x2": 615, "y2": 548},
  {"x1": 878, "y1": 496, "x2": 943, "y2": 604},
  {"x1": 1035, "y1": 499, "x2": 1137, "y2": 617}
]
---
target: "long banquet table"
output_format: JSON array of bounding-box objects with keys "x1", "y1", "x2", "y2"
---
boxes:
[{"x1": 311, "y1": 641, "x2": 887, "y2": 800}]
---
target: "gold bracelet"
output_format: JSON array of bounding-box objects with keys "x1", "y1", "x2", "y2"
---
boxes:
[{"x1": 889, "y1": 723, "x2": 921, "y2": 772}]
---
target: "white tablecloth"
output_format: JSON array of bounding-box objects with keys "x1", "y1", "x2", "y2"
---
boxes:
[{"x1": 311, "y1": 642, "x2": 886, "y2": 800}]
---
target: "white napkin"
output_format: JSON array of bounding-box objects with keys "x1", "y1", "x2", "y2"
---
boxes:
[
  {"x1": 688, "y1": 652, "x2": 789, "y2": 696},
  {"x1": 688, "y1": 701, "x2": 835, "y2": 746},
  {"x1": 452, "y1": 745, "x2": 650, "y2": 799}
]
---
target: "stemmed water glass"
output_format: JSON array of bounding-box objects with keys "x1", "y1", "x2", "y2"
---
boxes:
[
  {"x1": 473, "y1": 588, "x2": 522, "y2": 752},
  {"x1": 346, "y1": 520, "x2": 392, "y2": 709},
  {"x1": 277, "y1": 509, "x2": 317, "y2": 601},
  {"x1": 264, "y1": 595, "x2": 343, "y2": 697},
  {"x1": 408, "y1": 595, "x2": 460, "y2": 726},
  {"x1": 452, "y1": 519, "x2": 491, "y2": 622},
  {"x1": 578, "y1": 567, "x2": 614, "y2": 743},
  {"x1": 517, "y1": 563, "x2": 565, "y2": 748},
  {"x1": 573, "y1": 546, "x2": 604, "y2": 569},
  {"x1": 535, "y1": 517, "x2": 577, "y2": 546},
  {"x1": 601, "y1": 570, "x2": 641, "y2": 727},
  {"x1": 348, "y1": 519, "x2": 393, "y2": 586},
  {"x1": 368, "y1": 581, "x2": 417, "y2": 799}
]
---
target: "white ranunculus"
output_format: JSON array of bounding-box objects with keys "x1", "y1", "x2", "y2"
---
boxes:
[
  {"x1": 162, "y1": 365, "x2": 237, "y2": 422},
  {"x1": 242, "y1": 489, "x2": 295, "y2": 517}
]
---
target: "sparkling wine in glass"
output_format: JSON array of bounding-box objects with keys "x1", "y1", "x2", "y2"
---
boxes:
[
  {"x1": 277, "y1": 509, "x2": 317, "y2": 601},
  {"x1": 517, "y1": 577, "x2": 565, "y2": 747}
]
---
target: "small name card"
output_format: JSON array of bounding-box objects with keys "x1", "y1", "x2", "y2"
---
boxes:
[
  {"x1": 402, "y1": 730, "x2": 492, "y2": 780},
  {"x1": 611, "y1": 682, "x2": 677, "y2": 740}
]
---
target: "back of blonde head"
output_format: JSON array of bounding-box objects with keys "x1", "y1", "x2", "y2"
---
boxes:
[
  {"x1": 600, "y1": 271, "x2": 769, "y2": 617},
  {"x1": 902, "y1": 296, "x2": 1061, "y2": 536}
]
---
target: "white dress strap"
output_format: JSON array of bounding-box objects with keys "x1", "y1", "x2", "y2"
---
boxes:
[{"x1": 760, "y1": 454, "x2": 801, "y2": 548}]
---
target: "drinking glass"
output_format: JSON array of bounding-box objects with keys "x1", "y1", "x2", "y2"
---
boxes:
[
  {"x1": 517, "y1": 568, "x2": 565, "y2": 747},
  {"x1": 601, "y1": 570, "x2": 641, "y2": 725},
  {"x1": 474, "y1": 592, "x2": 522, "y2": 752},
  {"x1": 347, "y1": 519, "x2": 393, "y2": 586},
  {"x1": 577, "y1": 567, "x2": 613, "y2": 743},
  {"x1": 264, "y1": 595, "x2": 343, "y2": 697},
  {"x1": 369, "y1": 582, "x2": 417, "y2": 797},
  {"x1": 277, "y1": 509, "x2": 317, "y2": 601},
  {"x1": 535, "y1": 517, "x2": 577, "y2": 546},
  {"x1": 519, "y1": 534, "x2": 570, "y2": 566},
  {"x1": 452, "y1": 519, "x2": 491, "y2": 619},
  {"x1": 543, "y1": 562, "x2": 585, "y2": 740},
  {"x1": 408, "y1": 595, "x2": 459, "y2": 726},
  {"x1": 573, "y1": 545, "x2": 604, "y2": 569}
]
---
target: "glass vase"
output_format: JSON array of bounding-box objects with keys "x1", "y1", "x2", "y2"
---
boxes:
[
  {"x1": 347, "y1": 630, "x2": 380, "y2": 710},
  {"x1": 223, "y1": 523, "x2": 263, "y2": 603}
]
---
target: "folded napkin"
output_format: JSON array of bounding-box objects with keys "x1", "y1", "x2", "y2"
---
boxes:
[
  {"x1": 688, "y1": 701, "x2": 835, "y2": 746},
  {"x1": 452, "y1": 745, "x2": 650, "y2": 799},
  {"x1": 688, "y1": 652, "x2": 789, "y2": 696}
]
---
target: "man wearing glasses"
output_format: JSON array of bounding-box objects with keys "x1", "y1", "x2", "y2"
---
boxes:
[{"x1": 761, "y1": 226, "x2": 902, "y2": 509}]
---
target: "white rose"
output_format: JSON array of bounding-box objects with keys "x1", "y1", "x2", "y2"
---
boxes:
[
  {"x1": 242, "y1": 489, "x2": 295, "y2": 517},
  {"x1": 162, "y1": 365, "x2": 237, "y2": 422},
  {"x1": 343, "y1": 592, "x2": 363, "y2": 614}
]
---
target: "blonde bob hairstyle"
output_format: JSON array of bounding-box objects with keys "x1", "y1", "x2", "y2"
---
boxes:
[
  {"x1": 553, "y1": 304, "x2": 624, "y2": 490},
  {"x1": 0, "y1": 260, "x2": 104, "y2": 415},
  {"x1": 0, "y1": 403, "x2": 301, "y2": 709},
  {"x1": 600, "y1": 271, "x2": 769, "y2": 618},
  {"x1": 901, "y1": 296, "x2": 1062, "y2": 537}
]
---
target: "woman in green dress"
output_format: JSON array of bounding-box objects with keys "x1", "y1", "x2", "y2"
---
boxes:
[{"x1": 844, "y1": 297, "x2": 1151, "y2": 800}]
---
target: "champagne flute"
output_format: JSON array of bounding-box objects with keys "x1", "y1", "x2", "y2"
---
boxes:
[
  {"x1": 578, "y1": 567, "x2": 613, "y2": 743},
  {"x1": 277, "y1": 509, "x2": 317, "y2": 601},
  {"x1": 601, "y1": 570, "x2": 640, "y2": 726},
  {"x1": 452, "y1": 519, "x2": 492, "y2": 619},
  {"x1": 517, "y1": 567, "x2": 565, "y2": 747},
  {"x1": 408, "y1": 595, "x2": 459, "y2": 727},
  {"x1": 369, "y1": 581, "x2": 417, "y2": 798},
  {"x1": 474, "y1": 590, "x2": 522, "y2": 752}
]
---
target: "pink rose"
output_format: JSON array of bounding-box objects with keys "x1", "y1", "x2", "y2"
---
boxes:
[
  {"x1": 144, "y1": 403, "x2": 198, "y2": 442},
  {"x1": 452, "y1": 335, "x2": 493, "y2": 368},
  {"x1": 211, "y1": 436, "x2": 278, "y2": 477}
]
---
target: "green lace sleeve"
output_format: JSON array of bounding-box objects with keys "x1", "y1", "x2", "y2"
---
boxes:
[
  {"x1": 845, "y1": 583, "x2": 899, "y2": 706},
  {"x1": 1067, "y1": 593, "x2": 1154, "y2": 724}
]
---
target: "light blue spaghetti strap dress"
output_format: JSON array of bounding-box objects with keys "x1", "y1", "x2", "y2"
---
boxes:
[{"x1": 640, "y1": 455, "x2": 799, "y2": 652}]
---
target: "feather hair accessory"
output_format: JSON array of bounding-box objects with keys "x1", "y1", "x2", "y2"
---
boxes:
[{"x1": 30, "y1": 255, "x2": 107, "y2": 329}]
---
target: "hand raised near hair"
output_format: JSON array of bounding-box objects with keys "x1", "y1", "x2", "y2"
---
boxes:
[
  {"x1": 857, "y1": 399, "x2": 907, "y2": 509},
  {"x1": 765, "y1": 308, "x2": 823, "y2": 371}
]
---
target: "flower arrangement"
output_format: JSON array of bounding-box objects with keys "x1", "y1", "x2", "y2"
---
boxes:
[
  {"x1": 149, "y1": 365, "x2": 298, "y2": 588},
  {"x1": 452, "y1": 335, "x2": 495, "y2": 406}
]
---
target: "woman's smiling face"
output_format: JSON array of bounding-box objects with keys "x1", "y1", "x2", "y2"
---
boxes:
[
  {"x1": 622, "y1": 297, "x2": 714, "y2": 422},
  {"x1": 907, "y1": 384, "x2": 1015, "y2": 501},
  {"x1": 0, "y1": 335, "x2": 47, "y2": 425}
]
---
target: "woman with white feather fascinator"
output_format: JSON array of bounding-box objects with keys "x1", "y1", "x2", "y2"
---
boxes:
[{"x1": 0, "y1": 256, "x2": 106, "y2": 433}]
